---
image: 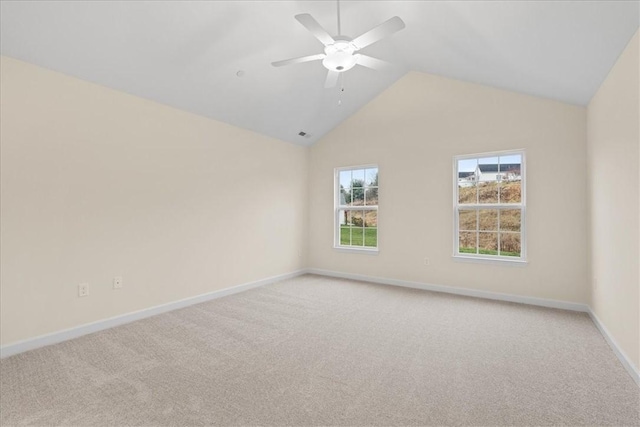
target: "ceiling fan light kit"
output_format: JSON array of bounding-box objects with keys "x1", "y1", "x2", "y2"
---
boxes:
[
  {"x1": 322, "y1": 39, "x2": 357, "y2": 72},
  {"x1": 272, "y1": 1, "x2": 405, "y2": 89}
]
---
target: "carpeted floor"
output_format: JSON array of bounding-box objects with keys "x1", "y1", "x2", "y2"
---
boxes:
[{"x1": 1, "y1": 274, "x2": 638, "y2": 426}]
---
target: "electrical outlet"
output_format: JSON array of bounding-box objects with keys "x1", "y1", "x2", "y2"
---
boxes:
[
  {"x1": 78, "y1": 283, "x2": 89, "y2": 297},
  {"x1": 113, "y1": 276, "x2": 123, "y2": 289},
  {"x1": 424, "y1": 258, "x2": 430, "y2": 266}
]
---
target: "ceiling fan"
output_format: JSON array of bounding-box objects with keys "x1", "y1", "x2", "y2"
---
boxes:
[{"x1": 272, "y1": 1, "x2": 405, "y2": 88}]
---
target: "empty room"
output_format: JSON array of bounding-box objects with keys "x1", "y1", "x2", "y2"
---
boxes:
[{"x1": 0, "y1": 1, "x2": 638, "y2": 425}]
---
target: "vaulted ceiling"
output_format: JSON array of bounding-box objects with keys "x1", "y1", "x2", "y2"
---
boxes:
[{"x1": 1, "y1": 1, "x2": 638, "y2": 146}]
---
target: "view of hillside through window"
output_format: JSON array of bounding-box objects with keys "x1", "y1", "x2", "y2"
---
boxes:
[
  {"x1": 337, "y1": 167, "x2": 378, "y2": 248},
  {"x1": 456, "y1": 154, "x2": 524, "y2": 258}
]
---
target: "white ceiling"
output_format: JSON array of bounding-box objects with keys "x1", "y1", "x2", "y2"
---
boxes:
[{"x1": 1, "y1": 1, "x2": 638, "y2": 146}]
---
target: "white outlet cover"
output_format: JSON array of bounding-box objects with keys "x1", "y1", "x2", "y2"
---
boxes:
[{"x1": 113, "y1": 276, "x2": 123, "y2": 289}]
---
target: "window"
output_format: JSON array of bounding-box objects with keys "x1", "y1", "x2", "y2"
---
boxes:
[
  {"x1": 335, "y1": 165, "x2": 378, "y2": 251},
  {"x1": 454, "y1": 151, "x2": 525, "y2": 262}
]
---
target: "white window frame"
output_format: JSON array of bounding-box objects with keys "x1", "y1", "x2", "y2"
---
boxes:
[
  {"x1": 453, "y1": 150, "x2": 527, "y2": 264},
  {"x1": 334, "y1": 164, "x2": 379, "y2": 254}
]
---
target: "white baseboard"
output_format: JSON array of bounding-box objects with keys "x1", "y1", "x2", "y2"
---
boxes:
[
  {"x1": 4, "y1": 267, "x2": 638, "y2": 389},
  {"x1": 588, "y1": 309, "x2": 640, "y2": 387},
  {"x1": 0, "y1": 269, "x2": 306, "y2": 359},
  {"x1": 308, "y1": 268, "x2": 639, "y2": 388},
  {"x1": 307, "y1": 268, "x2": 589, "y2": 312}
]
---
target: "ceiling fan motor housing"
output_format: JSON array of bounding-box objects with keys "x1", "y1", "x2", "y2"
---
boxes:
[{"x1": 323, "y1": 38, "x2": 357, "y2": 72}]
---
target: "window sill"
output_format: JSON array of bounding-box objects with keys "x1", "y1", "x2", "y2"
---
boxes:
[
  {"x1": 334, "y1": 246, "x2": 379, "y2": 255},
  {"x1": 453, "y1": 254, "x2": 528, "y2": 266}
]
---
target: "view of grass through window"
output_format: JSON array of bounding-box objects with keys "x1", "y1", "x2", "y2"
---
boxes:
[
  {"x1": 337, "y1": 167, "x2": 378, "y2": 249},
  {"x1": 456, "y1": 153, "x2": 524, "y2": 258}
]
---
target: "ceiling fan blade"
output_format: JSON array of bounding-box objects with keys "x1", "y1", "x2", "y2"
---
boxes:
[
  {"x1": 351, "y1": 16, "x2": 406, "y2": 50},
  {"x1": 324, "y1": 70, "x2": 340, "y2": 88},
  {"x1": 355, "y1": 54, "x2": 392, "y2": 70},
  {"x1": 272, "y1": 53, "x2": 325, "y2": 67},
  {"x1": 295, "y1": 13, "x2": 336, "y2": 46}
]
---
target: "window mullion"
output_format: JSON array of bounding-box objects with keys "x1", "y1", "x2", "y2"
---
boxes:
[
  {"x1": 455, "y1": 151, "x2": 524, "y2": 260},
  {"x1": 335, "y1": 166, "x2": 378, "y2": 250}
]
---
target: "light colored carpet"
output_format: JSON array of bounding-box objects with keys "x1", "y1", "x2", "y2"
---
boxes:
[{"x1": 1, "y1": 274, "x2": 638, "y2": 426}]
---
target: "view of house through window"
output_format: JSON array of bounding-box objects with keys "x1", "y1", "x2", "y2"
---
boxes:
[
  {"x1": 336, "y1": 166, "x2": 378, "y2": 249},
  {"x1": 455, "y1": 151, "x2": 525, "y2": 260}
]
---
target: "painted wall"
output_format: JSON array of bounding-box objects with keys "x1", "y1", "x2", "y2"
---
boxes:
[
  {"x1": 0, "y1": 57, "x2": 308, "y2": 346},
  {"x1": 587, "y1": 30, "x2": 639, "y2": 370},
  {"x1": 309, "y1": 71, "x2": 589, "y2": 304}
]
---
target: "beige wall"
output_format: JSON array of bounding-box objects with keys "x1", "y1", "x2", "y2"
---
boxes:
[
  {"x1": 3, "y1": 39, "x2": 635, "y2": 363},
  {"x1": 0, "y1": 57, "x2": 308, "y2": 346},
  {"x1": 587, "y1": 30, "x2": 640, "y2": 369},
  {"x1": 309, "y1": 71, "x2": 589, "y2": 304}
]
